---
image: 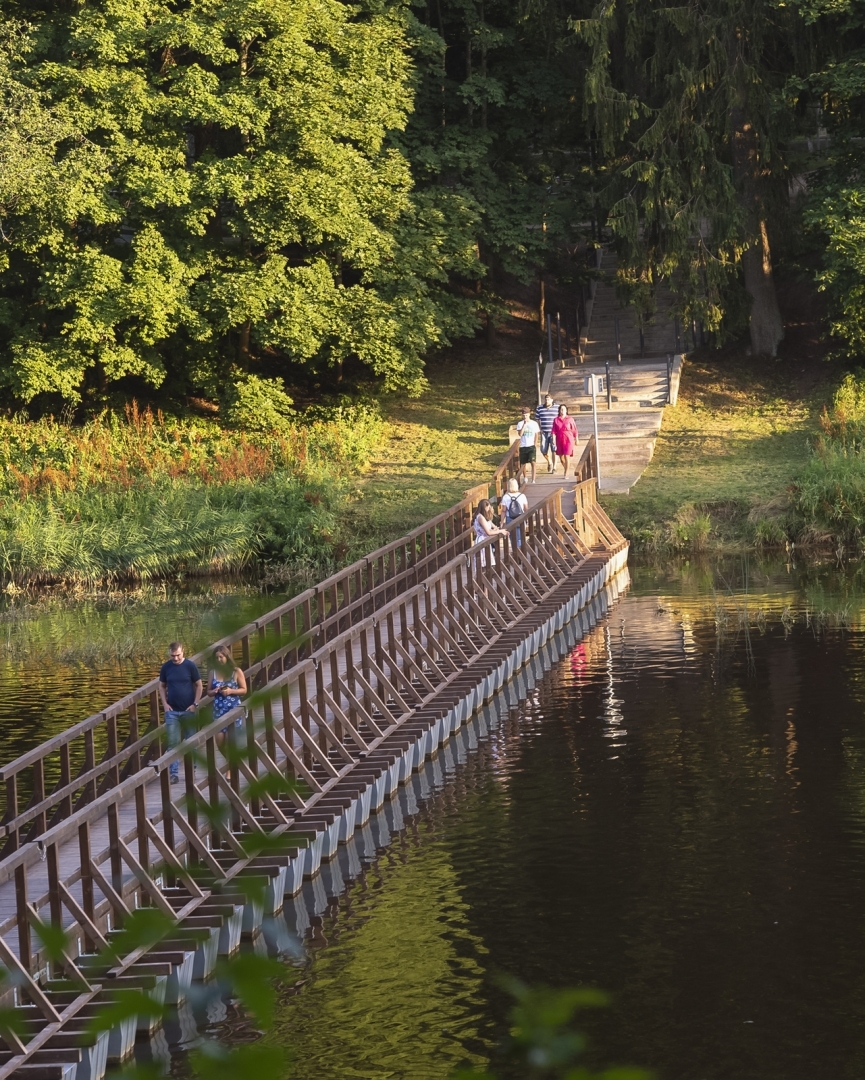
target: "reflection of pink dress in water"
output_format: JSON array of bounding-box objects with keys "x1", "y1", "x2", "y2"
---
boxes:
[
  {"x1": 552, "y1": 415, "x2": 578, "y2": 456},
  {"x1": 570, "y1": 642, "x2": 587, "y2": 682}
]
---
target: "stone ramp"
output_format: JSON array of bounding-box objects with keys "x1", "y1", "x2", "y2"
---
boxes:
[{"x1": 545, "y1": 249, "x2": 684, "y2": 494}]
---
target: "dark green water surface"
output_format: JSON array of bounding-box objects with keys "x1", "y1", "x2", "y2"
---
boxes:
[
  {"x1": 269, "y1": 558, "x2": 865, "y2": 1080},
  {"x1": 6, "y1": 559, "x2": 865, "y2": 1080},
  {"x1": 0, "y1": 579, "x2": 288, "y2": 771}
]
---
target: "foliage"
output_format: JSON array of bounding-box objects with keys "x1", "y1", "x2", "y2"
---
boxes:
[
  {"x1": 0, "y1": 403, "x2": 386, "y2": 581},
  {"x1": 575, "y1": 0, "x2": 816, "y2": 351},
  {"x1": 455, "y1": 980, "x2": 649, "y2": 1080},
  {"x1": 817, "y1": 369, "x2": 865, "y2": 449},
  {"x1": 794, "y1": 370, "x2": 865, "y2": 542},
  {"x1": 403, "y1": 0, "x2": 594, "y2": 336},
  {"x1": 794, "y1": 443, "x2": 865, "y2": 542},
  {"x1": 221, "y1": 374, "x2": 295, "y2": 435},
  {"x1": 0, "y1": 0, "x2": 441, "y2": 405},
  {"x1": 806, "y1": 183, "x2": 865, "y2": 359}
]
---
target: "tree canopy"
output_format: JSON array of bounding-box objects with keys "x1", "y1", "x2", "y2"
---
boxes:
[{"x1": 0, "y1": 0, "x2": 864, "y2": 411}]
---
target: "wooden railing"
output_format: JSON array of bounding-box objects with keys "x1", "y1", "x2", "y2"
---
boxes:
[
  {"x1": 0, "y1": 489, "x2": 611, "y2": 1048},
  {"x1": 0, "y1": 489, "x2": 488, "y2": 854},
  {"x1": 0, "y1": 436, "x2": 606, "y2": 857},
  {"x1": 493, "y1": 440, "x2": 521, "y2": 499}
]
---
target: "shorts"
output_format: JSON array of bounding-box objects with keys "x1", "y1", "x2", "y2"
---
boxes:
[
  {"x1": 541, "y1": 432, "x2": 556, "y2": 457},
  {"x1": 519, "y1": 446, "x2": 536, "y2": 465}
]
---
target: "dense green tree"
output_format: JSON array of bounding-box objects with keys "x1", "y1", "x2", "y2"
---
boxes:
[
  {"x1": 402, "y1": 0, "x2": 595, "y2": 340},
  {"x1": 795, "y1": 0, "x2": 865, "y2": 358},
  {"x1": 0, "y1": 0, "x2": 481, "y2": 405},
  {"x1": 577, "y1": 0, "x2": 824, "y2": 355}
]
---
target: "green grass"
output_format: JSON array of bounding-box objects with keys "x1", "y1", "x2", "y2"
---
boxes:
[
  {"x1": 600, "y1": 348, "x2": 835, "y2": 550},
  {"x1": 347, "y1": 316, "x2": 538, "y2": 551}
]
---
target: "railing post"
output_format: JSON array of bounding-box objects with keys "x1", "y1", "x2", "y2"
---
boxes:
[
  {"x1": 614, "y1": 315, "x2": 622, "y2": 364},
  {"x1": 667, "y1": 354, "x2": 673, "y2": 405},
  {"x1": 556, "y1": 311, "x2": 562, "y2": 363},
  {"x1": 15, "y1": 864, "x2": 31, "y2": 973},
  {"x1": 547, "y1": 312, "x2": 554, "y2": 365},
  {"x1": 605, "y1": 361, "x2": 612, "y2": 410}
]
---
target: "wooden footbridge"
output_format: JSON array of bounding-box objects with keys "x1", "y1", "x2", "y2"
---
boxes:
[{"x1": 0, "y1": 435, "x2": 626, "y2": 1078}]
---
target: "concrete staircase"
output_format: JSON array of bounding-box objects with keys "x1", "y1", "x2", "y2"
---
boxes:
[{"x1": 544, "y1": 249, "x2": 683, "y2": 494}]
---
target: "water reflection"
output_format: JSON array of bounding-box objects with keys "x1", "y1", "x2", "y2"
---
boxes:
[
  {"x1": 0, "y1": 580, "x2": 291, "y2": 769},
  {"x1": 269, "y1": 557, "x2": 865, "y2": 1080}
]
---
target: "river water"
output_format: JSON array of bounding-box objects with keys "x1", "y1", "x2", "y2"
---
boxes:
[
  {"x1": 5, "y1": 558, "x2": 865, "y2": 1079},
  {"x1": 268, "y1": 556, "x2": 865, "y2": 1080}
]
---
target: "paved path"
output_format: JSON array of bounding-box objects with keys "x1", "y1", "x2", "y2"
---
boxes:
[{"x1": 545, "y1": 250, "x2": 684, "y2": 494}]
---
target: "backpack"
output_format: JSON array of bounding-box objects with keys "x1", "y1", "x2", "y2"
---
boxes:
[{"x1": 504, "y1": 493, "x2": 525, "y2": 522}]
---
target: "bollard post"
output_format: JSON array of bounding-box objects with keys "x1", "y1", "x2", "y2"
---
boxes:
[
  {"x1": 587, "y1": 374, "x2": 602, "y2": 489},
  {"x1": 605, "y1": 361, "x2": 612, "y2": 410}
]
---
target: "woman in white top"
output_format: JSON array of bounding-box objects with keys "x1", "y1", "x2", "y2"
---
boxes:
[{"x1": 473, "y1": 498, "x2": 508, "y2": 568}]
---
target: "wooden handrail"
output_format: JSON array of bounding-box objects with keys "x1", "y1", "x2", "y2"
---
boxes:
[{"x1": 0, "y1": 428, "x2": 604, "y2": 854}]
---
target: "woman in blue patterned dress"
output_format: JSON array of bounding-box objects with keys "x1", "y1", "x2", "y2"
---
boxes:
[{"x1": 210, "y1": 645, "x2": 247, "y2": 749}]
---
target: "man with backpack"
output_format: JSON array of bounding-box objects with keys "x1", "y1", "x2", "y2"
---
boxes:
[{"x1": 500, "y1": 478, "x2": 528, "y2": 546}]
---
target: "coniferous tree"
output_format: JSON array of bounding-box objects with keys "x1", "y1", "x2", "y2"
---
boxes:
[{"x1": 577, "y1": 0, "x2": 819, "y2": 355}]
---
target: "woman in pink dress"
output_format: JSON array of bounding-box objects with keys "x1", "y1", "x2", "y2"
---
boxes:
[{"x1": 551, "y1": 405, "x2": 579, "y2": 478}]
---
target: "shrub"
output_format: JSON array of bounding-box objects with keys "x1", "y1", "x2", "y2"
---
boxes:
[
  {"x1": 667, "y1": 503, "x2": 712, "y2": 550},
  {"x1": 220, "y1": 374, "x2": 296, "y2": 434},
  {"x1": 0, "y1": 401, "x2": 382, "y2": 582},
  {"x1": 818, "y1": 369, "x2": 865, "y2": 450},
  {"x1": 794, "y1": 443, "x2": 865, "y2": 542}
]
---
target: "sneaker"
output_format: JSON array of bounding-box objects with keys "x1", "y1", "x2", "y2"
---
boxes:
[{"x1": 170, "y1": 774, "x2": 180, "y2": 785}]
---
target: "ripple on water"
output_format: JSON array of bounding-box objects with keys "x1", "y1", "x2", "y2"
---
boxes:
[{"x1": 271, "y1": 561, "x2": 865, "y2": 1080}]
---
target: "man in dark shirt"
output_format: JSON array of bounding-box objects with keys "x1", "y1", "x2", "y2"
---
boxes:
[
  {"x1": 159, "y1": 641, "x2": 203, "y2": 783},
  {"x1": 536, "y1": 393, "x2": 559, "y2": 473}
]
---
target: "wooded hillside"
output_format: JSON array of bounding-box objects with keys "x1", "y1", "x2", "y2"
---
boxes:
[{"x1": 0, "y1": 0, "x2": 863, "y2": 416}]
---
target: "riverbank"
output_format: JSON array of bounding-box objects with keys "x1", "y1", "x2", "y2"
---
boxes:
[
  {"x1": 0, "y1": 402, "x2": 384, "y2": 583},
  {"x1": 600, "y1": 345, "x2": 830, "y2": 551}
]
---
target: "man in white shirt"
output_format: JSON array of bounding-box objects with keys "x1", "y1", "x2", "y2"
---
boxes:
[{"x1": 516, "y1": 405, "x2": 540, "y2": 485}]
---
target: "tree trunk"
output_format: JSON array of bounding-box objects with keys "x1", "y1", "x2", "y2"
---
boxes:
[
  {"x1": 539, "y1": 275, "x2": 545, "y2": 331},
  {"x1": 731, "y1": 106, "x2": 783, "y2": 356},
  {"x1": 237, "y1": 320, "x2": 251, "y2": 365}
]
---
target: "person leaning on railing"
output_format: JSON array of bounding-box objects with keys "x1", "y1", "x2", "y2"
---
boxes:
[{"x1": 473, "y1": 498, "x2": 508, "y2": 569}]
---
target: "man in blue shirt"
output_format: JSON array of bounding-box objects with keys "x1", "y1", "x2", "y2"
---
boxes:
[
  {"x1": 159, "y1": 642, "x2": 203, "y2": 783},
  {"x1": 536, "y1": 393, "x2": 559, "y2": 473}
]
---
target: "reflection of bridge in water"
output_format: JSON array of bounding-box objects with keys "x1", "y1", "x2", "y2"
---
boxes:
[{"x1": 0, "y1": 435, "x2": 627, "y2": 1077}]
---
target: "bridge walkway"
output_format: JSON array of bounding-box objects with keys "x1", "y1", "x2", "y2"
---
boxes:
[
  {"x1": 0, "y1": 435, "x2": 627, "y2": 1078},
  {"x1": 544, "y1": 247, "x2": 685, "y2": 493}
]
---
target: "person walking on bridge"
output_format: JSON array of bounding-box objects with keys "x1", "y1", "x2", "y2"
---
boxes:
[
  {"x1": 516, "y1": 405, "x2": 540, "y2": 485},
  {"x1": 159, "y1": 642, "x2": 203, "y2": 784},
  {"x1": 552, "y1": 404, "x2": 579, "y2": 479},
  {"x1": 536, "y1": 393, "x2": 558, "y2": 473}
]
